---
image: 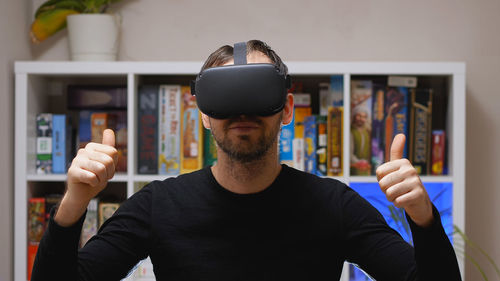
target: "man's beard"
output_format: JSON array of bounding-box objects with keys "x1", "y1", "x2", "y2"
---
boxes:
[{"x1": 210, "y1": 115, "x2": 282, "y2": 163}]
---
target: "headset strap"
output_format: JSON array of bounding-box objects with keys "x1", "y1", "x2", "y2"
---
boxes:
[{"x1": 233, "y1": 42, "x2": 247, "y2": 65}]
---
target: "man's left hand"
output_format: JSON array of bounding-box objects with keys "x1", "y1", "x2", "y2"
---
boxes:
[{"x1": 376, "y1": 134, "x2": 434, "y2": 228}]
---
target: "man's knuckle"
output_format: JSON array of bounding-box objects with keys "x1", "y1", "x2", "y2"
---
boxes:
[
  {"x1": 95, "y1": 163, "x2": 106, "y2": 174},
  {"x1": 409, "y1": 177, "x2": 420, "y2": 186}
]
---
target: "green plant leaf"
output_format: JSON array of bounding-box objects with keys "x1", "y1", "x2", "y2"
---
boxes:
[
  {"x1": 35, "y1": 0, "x2": 84, "y2": 18},
  {"x1": 454, "y1": 247, "x2": 489, "y2": 281},
  {"x1": 30, "y1": 9, "x2": 79, "y2": 43},
  {"x1": 454, "y1": 225, "x2": 500, "y2": 279}
]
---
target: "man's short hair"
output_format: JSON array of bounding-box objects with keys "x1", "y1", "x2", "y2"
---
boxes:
[{"x1": 200, "y1": 40, "x2": 288, "y2": 76}]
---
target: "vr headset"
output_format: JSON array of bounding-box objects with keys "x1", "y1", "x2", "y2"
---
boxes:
[{"x1": 191, "y1": 42, "x2": 292, "y2": 119}]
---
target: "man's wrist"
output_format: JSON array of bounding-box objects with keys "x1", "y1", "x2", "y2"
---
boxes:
[{"x1": 54, "y1": 193, "x2": 90, "y2": 227}]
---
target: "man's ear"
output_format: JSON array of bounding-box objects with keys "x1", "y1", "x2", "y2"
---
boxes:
[
  {"x1": 201, "y1": 113, "x2": 211, "y2": 129},
  {"x1": 281, "y1": 93, "x2": 294, "y2": 125}
]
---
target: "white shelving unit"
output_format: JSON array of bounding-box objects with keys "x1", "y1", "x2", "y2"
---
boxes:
[{"x1": 14, "y1": 61, "x2": 466, "y2": 281}]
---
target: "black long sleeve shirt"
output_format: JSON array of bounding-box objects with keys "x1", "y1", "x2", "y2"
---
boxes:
[{"x1": 32, "y1": 165, "x2": 461, "y2": 281}]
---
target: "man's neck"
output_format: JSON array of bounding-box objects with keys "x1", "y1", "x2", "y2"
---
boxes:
[{"x1": 211, "y1": 149, "x2": 282, "y2": 194}]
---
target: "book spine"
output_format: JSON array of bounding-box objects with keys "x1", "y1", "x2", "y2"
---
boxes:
[
  {"x1": 114, "y1": 111, "x2": 127, "y2": 172},
  {"x1": 91, "y1": 113, "x2": 117, "y2": 143},
  {"x1": 28, "y1": 198, "x2": 45, "y2": 243},
  {"x1": 292, "y1": 138, "x2": 305, "y2": 171},
  {"x1": 385, "y1": 87, "x2": 409, "y2": 160},
  {"x1": 78, "y1": 110, "x2": 93, "y2": 149},
  {"x1": 52, "y1": 114, "x2": 67, "y2": 174},
  {"x1": 431, "y1": 130, "x2": 446, "y2": 175},
  {"x1": 293, "y1": 106, "x2": 312, "y2": 139},
  {"x1": 409, "y1": 89, "x2": 433, "y2": 174},
  {"x1": 44, "y1": 194, "x2": 62, "y2": 222},
  {"x1": 350, "y1": 80, "x2": 372, "y2": 176},
  {"x1": 279, "y1": 108, "x2": 295, "y2": 166},
  {"x1": 158, "y1": 85, "x2": 181, "y2": 175},
  {"x1": 80, "y1": 198, "x2": 99, "y2": 247},
  {"x1": 327, "y1": 107, "x2": 343, "y2": 176},
  {"x1": 27, "y1": 243, "x2": 38, "y2": 280},
  {"x1": 28, "y1": 197, "x2": 45, "y2": 280},
  {"x1": 318, "y1": 83, "x2": 330, "y2": 116},
  {"x1": 36, "y1": 114, "x2": 53, "y2": 174},
  {"x1": 138, "y1": 85, "x2": 159, "y2": 174},
  {"x1": 180, "y1": 86, "x2": 203, "y2": 174},
  {"x1": 330, "y1": 75, "x2": 344, "y2": 107},
  {"x1": 394, "y1": 87, "x2": 409, "y2": 158},
  {"x1": 304, "y1": 115, "x2": 317, "y2": 174},
  {"x1": 316, "y1": 116, "x2": 328, "y2": 176},
  {"x1": 203, "y1": 128, "x2": 217, "y2": 167},
  {"x1": 371, "y1": 85, "x2": 386, "y2": 174}
]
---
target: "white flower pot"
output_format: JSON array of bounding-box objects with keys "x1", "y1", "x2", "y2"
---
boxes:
[{"x1": 67, "y1": 14, "x2": 120, "y2": 61}]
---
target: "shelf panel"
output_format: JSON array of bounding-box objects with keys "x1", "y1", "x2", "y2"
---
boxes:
[
  {"x1": 133, "y1": 174, "x2": 176, "y2": 182},
  {"x1": 27, "y1": 173, "x2": 129, "y2": 182},
  {"x1": 14, "y1": 61, "x2": 465, "y2": 76},
  {"x1": 348, "y1": 175, "x2": 453, "y2": 183}
]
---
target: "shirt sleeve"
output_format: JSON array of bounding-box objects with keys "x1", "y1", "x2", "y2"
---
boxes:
[
  {"x1": 31, "y1": 184, "x2": 153, "y2": 281},
  {"x1": 341, "y1": 186, "x2": 461, "y2": 281},
  {"x1": 407, "y1": 205, "x2": 462, "y2": 281}
]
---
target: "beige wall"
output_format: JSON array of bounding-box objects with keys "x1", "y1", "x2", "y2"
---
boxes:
[
  {"x1": 0, "y1": 0, "x2": 32, "y2": 280},
  {"x1": 2, "y1": 0, "x2": 498, "y2": 280}
]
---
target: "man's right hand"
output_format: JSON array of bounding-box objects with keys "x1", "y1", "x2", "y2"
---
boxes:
[{"x1": 55, "y1": 129, "x2": 118, "y2": 227}]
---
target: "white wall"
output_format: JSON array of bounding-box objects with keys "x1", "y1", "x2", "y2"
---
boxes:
[
  {"x1": 5, "y1": 0, "x2": 499, "y2": 280},
  {"x1": 0, "y1": 0, "x2": 32, "y2": 280}
]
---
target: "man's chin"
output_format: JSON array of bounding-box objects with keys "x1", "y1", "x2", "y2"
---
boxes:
[{"x1": 228, "y1": 152, "x2": 266, "y2": 163}]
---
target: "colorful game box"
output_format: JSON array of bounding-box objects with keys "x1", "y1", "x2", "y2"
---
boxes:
[
  {"x1": 431, "y1": 130, "x2": 446, "y2": 175},
  {"x1": 327, "y1": 107, "x2": 343, "y2": 176},
  {"x1": 158, "y1": 85, "x2": 181, "y2": 175},
  {"x1": 371, "y1": 85, "x2": 386, "y2": 174},
  {"x1": 384, "y1": 87, "x2": 409, "y2": 160},
  {"x1": 409, "y1": 88, "x2": 433, "y2": 174},
  {"x1": 350, "y1": 80, "x2": 373, "y2": 175},
  {"x1": 316, "y1": 116, "x2": 328, "y2": 176},
  {"x1": 304, "y1": 115, "x2": 317, "y2": 175},
  {"x1": 180, "y1": 86, "x2": 203, "y2": 174},
  {"x1": 137, "y1": 85, "x2": 159, "y2": 174},
  {"x1": 36, "y1": 113, "x2": 52, "y2": 174}
]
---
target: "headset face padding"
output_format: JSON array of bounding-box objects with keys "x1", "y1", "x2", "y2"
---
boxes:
[{"x1": 191, "y1": 63, "x2": 291, "y2": 119}]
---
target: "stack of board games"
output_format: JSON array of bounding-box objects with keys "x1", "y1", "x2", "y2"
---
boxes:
[{"x1": 137, "y1": 84, "x2": 207, "y2": 175}]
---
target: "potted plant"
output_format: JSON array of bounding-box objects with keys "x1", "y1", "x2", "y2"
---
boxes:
[{"x1": 30, "y1": 0, "x2": 126, "y2": 61}]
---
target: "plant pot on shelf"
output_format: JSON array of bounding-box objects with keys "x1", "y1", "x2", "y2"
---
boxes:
[{"x1": 66, "y1": 14, "x2": 121, "y2": 61}]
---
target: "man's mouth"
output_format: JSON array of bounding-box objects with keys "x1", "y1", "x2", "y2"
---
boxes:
[
  {"x1": 228, "y1": 122, "x2": 260, "y2": 130},
  {"x1": 225, "y1": 116, "x2": 262, "y2": 131}
]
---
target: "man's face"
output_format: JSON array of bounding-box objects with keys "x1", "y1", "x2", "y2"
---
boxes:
[{"x1": 201, "y1": 51, "x2": 291, "y2": 163}]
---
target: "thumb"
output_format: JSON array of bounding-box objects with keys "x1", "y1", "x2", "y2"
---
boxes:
[
  {"x1": 390, "y1": 133, "x2": 406, "y2": 161},
  {"x1": 102, "y1": 129, "x2": 115, "y2": 147}
]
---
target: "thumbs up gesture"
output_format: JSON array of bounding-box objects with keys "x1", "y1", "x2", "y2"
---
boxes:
[
  {"x1": 55, "y1": 129, "x2": 118, "y2": 227},
  {"x1": 376, "y1": 134, "x2": 434, "y2": 227}
]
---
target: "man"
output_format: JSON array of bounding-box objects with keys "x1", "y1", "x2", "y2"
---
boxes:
[{"x1": 32, "y1": 40, "x2": 461, "y2": 281}]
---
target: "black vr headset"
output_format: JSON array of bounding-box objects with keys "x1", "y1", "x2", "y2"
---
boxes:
[{"x1": 190, "y1": 42, "x2": 292, "y2": 119}]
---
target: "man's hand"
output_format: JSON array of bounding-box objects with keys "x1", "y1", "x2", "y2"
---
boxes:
[
  {"x1": 376, "y1": 134, "x2": 434, "y2": 227},
  {"x1": 55, "y1": 129, "x2": 118, "y2": 227}
]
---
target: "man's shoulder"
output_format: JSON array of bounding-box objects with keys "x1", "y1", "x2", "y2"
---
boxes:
[
  {"x1": 281, "y1": 164, "x2": 349, "y2": 193},
  {"x1": 141, "y1": 167, "x2": 211, "y2": 194}
]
